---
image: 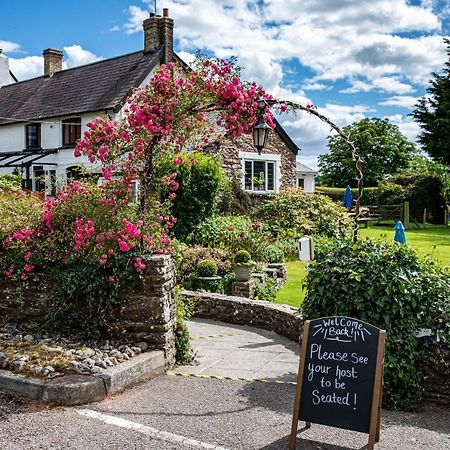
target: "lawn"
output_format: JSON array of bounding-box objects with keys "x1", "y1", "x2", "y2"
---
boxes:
[
  {"x1": 274, "y1": 260, "x2": 307, "y2": 308},
  {"x1": 275, "y1": 224, "x2": 450, "y2": 309},
  {"x1": 359, "y1": 224, "x2": 450, "y2": 267}
]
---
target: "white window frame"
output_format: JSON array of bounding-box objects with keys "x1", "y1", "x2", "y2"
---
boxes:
[{"x1": 239, "y1": 151, "x2": 281, "y2": 194}]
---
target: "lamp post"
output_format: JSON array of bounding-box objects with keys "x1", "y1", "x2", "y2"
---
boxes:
[{"x1": 252, "y1": 100, "x2": 271, "y2": 154}]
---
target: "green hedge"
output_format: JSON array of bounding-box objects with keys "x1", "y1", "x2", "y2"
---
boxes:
[
  {"x1": 379, "y1": 173, "x2": 447, "y2": 224},
  {"x1": 316, "y1": 186, "x2": 380, "y2": 206},
  {"x1": 303, "y1": 238, "x2": 450, "y2": 410}
]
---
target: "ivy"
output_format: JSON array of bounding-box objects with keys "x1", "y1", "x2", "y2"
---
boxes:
[{"x1": 303, "y1": 238, "x2": 450, "y2": 410}]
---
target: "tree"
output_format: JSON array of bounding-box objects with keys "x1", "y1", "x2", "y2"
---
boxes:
[
  {"x1": 318, "y1": 118, "x2": 416, "y2": 187},
  {"x1": 412, "y1": 39, "x2": 450, "y2": 166}
]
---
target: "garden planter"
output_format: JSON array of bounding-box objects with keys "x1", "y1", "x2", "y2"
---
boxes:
[
  {"x1": 234, "y1": 266, "x2": 252, "y2": 282},
  {"x1": 196, "y1": 276, "x2": 222, "y2": 293}
]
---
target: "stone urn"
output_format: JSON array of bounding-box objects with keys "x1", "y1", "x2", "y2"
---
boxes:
[{"x1": 234, "y1": 265, "x2": 252, "y2": 282}]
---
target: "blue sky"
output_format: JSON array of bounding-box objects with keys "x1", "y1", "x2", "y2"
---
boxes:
[{"x1": 1, "y1": 0, "x2": 449, "y2": 168}]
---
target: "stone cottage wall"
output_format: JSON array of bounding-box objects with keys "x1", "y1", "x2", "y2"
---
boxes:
[
  {"x1": 220, "y1": 132, "x2": 296, "y2": 190},
  {"x1": 0, "y1": 255, "x2": 176, "y2": 366}
]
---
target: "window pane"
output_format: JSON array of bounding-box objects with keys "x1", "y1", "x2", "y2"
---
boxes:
[
  {"x1": 63, "y1": 118, "x2": 81, "y2": 146},
  {"x1": 298, "y1": 178, "x2": 305, "y2": 189},
  {"x1": 267, "y1": 162, "x2": 275, "y2": 191},
  {"x1": 253, "y1": 161, "x2": 266, "y2": 191},
  {"x1": 26, "y1": 123, "x2": 40, "y2": 149},
  {"x1": 244, "y1": 161, "x2": 252, "y2": 190}
]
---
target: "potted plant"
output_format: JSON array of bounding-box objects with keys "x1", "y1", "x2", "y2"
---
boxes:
[
  {"x1": 234, "y1": 250, "x2": 254, "y2": 282},
  {"x1": 195, "y1": 259, "x2": 222, "y2": 292}
]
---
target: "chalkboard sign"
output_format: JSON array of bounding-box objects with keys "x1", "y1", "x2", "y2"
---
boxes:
[{"x1": 290, "y1": 317, "x2": 386, "y2": 450}]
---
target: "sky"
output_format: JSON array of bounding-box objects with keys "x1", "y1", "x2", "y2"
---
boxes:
[{"x1": 1, "y1": 0, "x2": 449, "y2": 169}]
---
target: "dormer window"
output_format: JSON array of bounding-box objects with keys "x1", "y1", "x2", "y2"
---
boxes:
[
  {"x1": 25, "y1": 123, "x2": 41, "y2": 150},
  {"x1": 62, "y1": 118, "x2": 81, "y2": 147}
]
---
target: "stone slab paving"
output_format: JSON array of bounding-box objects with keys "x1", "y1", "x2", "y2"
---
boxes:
[
  {"x1": 176, "y1": 318, "x2": 300, "y2": 381},
  {"x1": 0, "y1": 318, "x2": 449, "y2": 449}
]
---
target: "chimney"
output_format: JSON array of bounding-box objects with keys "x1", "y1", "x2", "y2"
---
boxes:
[
  {"x1": 43, "y1": 48, "x2": 63, "y2": 77},
  {"x1": 0, "y1": 49, "x2": 13, "y2": 87},
  {"x1": 143, "y1": 8, "x2": 174, "y2": 64}
]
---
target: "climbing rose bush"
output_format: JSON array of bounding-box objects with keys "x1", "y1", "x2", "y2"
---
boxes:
[
  {"x1": 1, "y1": 57, "x2": 272, "y2": 336},
  {"x1": 75, "y1": 58, "x2": 273, "y2": 217}
]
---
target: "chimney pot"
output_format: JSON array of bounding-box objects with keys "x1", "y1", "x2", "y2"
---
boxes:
[
  {"x1": 43, "y1": 48, "x2": 63, "y2": 77},
  {"x1": 163, "y1": 8, "x2": 169, "y2": 17}
]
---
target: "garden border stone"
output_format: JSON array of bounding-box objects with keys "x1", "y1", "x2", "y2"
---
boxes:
[
  {"x1": 0, "y1": 350, "x2": 164, "y2": 406},
  {"x1": 181, "y1": 290, "x2": 303, "y2": 341}
]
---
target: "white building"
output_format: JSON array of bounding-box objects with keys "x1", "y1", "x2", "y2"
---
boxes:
[
  {"x1": 296, "y1": 161, "x2": 317, "y2": 192},
  {"x1": 0, "y1": 12, "x2": 174, "y2": 193},
  {"x1": 0, "y1": 9, "x2": 301, "y2": 195}
]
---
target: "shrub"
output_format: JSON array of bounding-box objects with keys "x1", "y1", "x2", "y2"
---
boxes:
[
  {"x1": 234, "y1": 249, "x2": 251, "y2": 264},
  {"x1": 1, "y1": 181, "x2": 171, "y2": 337},
  {"x1": 217, "y1": 175, "x2": 252, "y2": 215},
  {"x1": 257, "y1": 188, "x2": 352, "y2": 239},
  {"x1": 377, "y1": 181, "x2": 407, "y2": 206},
  {"x1": 187, "y1": 214, "x2": 274, "y2": 261},
  {"x1": 303, "y1": 238, "x2": 450, "y2": 410},
  {"x1": 380, "y1": 173, "x2": 447, "y2": 224},
  {"x1": 175, "y1": 292, "x2": 194, "y2": 364},
  {"x1": 174, "y1": 245, "x2": 232, "y2": 285},
  {"x1": 197, "y1": 259, "x2": 218, "y2": 277},
  {"x1": 262, "y1": 244, "x2": 284, "y2": 263},
  {"x1": 0, "y1": 190, "x2": 43, "y2": 242},
  {"x1": 254, "y1": 278, "x2": 277, "y2": 302},
  {"x1": 0, "y1": 174, "x2": 22, "y2": 191},
  {"x1": 159, "y1": 152, "x2": 225, "y2": 238}
]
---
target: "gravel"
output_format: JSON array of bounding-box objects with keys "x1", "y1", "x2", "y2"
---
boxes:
[{"x1": 0, "y1": 324, "x2": 144, "y2": 380}]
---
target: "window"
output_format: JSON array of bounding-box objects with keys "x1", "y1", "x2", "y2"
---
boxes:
[
  {"x1": 33, "y1": 166, "x2": 45, "y2": 192},
  {"x1": 25, "y1": 123, "x2": 41, "y2": 149},
  {"x1": 298, "y1": 178, "x2": 305, "y2": 189},
  {"x1": 62, "y1": 118, "x2": 81, "y2": 147},
  {"x1": 244, "y1": 159, "x2": 276, "y2": 192}
]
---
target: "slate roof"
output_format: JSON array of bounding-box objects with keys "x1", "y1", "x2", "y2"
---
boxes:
[
  {"x1": 296, "y1": 161, "x2": 317, "y2": 174},
  {"x1": 0, "y1": 47, "x2": 163, "y2": 126},
  {"x1": 274, "y1": 118, "x2": 299, "y2": 155},
  {"x1": 0, "y1": 47, "x2": 301, "y2": 155}
]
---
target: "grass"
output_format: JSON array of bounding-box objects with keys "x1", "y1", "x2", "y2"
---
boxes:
[
  {"x1": 275, "y1": 223, "x2": 450, "y2": 309},
  {"x1": 359, "y1": 223, "x2": 450, "y2": 267},
  {"x1": 274, "y1": 260, "x2": 306, "y2": 308}
]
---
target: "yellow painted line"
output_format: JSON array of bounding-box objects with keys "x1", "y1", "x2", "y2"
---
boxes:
[{"x1": 167, "y1": 371, "x2": 296, "y2": 386}]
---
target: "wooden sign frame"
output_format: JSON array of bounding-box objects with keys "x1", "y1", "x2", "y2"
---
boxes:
[{"x1": 289, "y1": 319, "x2": 386, "y2": 450}]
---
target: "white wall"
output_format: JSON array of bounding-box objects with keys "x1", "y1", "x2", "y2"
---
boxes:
[
  {"x1": 0, "y1": 123, "x2": 24, "y2": 152},
  {"x1": 296, "y1": 173, "x2": 316, "y2": 193}
]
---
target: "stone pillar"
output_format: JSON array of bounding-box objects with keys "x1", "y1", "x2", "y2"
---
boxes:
[
  {"x1": 43, "y1": 48, "x2": 63, "y2": 77},
  {"x1": 119, "y1": 255, "x2": 176, "y2": 367},
  {"x1": 232, "y1": 280, "x2": 255, "y2": 299}
]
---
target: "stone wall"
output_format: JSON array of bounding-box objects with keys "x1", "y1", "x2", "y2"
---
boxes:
[
  {"x1": 181, "y1": 290, "x2": 303, "y2": 342},
  {"x1": 0, "y1": 256, "x2": 176, "y2": 367},
  {"x1": 220, "y1": 132, "x2": 296, "y2": 190}
]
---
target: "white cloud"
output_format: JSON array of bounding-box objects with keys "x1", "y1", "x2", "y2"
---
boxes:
[
  {"x1": 302, "y1": 82, "x2": 332, "y2": 91},
  {"x1": 9, "y1": 56, "x2": 44, "y2": 81},
  {"x1": 386, "y1": 114, "x2": 421, "y2": 142},
  {"x1": 63, "y1": 45, "x2": 102, "y2": 68},
  {"x1": 379, "y1": 95, "x2": 419, "y2": 108},
  {"x1": 0, "y1": 40, "x2": 22, "y2": 53},
  {"x1": 123, "y1": 5, "x2": 150, "y2": 34}
]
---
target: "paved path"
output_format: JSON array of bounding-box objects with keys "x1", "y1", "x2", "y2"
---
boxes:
[
  {"x1": 176, "y1": 318, "x2": 300, "y2": 381},
  {"x1": 0, "y1": 318, "x2": 449, "y2": 449}
]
